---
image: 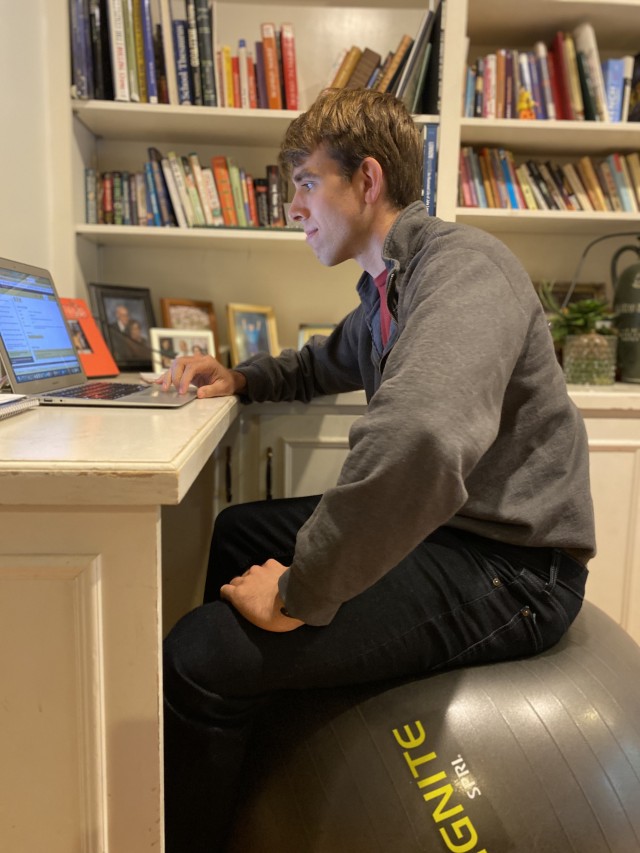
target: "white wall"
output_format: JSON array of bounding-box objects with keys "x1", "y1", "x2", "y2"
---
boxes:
[{"x1": 0, "y1": 0, "x2": 52, "y2": 268}]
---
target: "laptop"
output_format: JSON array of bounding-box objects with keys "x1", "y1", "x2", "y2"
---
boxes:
[{"x1": 0, "y1": 257, "x2": 197, "y2": 408}]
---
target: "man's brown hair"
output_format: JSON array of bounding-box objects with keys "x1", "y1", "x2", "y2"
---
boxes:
[{"x1": 279, "y1": 88, "x2": 423, "y2": 210}]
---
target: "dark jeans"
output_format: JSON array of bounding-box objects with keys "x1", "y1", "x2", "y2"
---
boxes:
[{"x1": 163, "y1": 496, "x2": 588, "y2": 853}]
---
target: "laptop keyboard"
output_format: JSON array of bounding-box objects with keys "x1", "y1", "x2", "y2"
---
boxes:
[{"x1": 51, "y1": 382, "x2": 146, "y2": 400}]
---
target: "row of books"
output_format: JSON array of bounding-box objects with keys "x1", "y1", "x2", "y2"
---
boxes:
[
  {"x1": 85, "y1": 148, "x2": 288, "y2": 228},
  {"x1": 463, "y1": 22, "x2": 640, "y2": 123},
  {"x1": 327, "y1": 0, "x2": 445, "y2": 115},
  {"x1": 69, "y1": 0, "x2": 299, "y2": 109},
  {"x1": 458, "y1": 147, "x2": 640, "y2": 213}
]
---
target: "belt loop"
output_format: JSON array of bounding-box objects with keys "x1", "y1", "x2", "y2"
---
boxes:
[{"x1": 545, "y1": 550, "x2": 561, "y2": 594}]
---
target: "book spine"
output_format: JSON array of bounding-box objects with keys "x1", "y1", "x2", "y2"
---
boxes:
[
  {"x1": 182, "y1": 157, "x2": 206, "y2": 225},
  {"x1": 562, "y1": 162, "x2": 593, "y2": 211},
  {"x1": 260, "y1": 23, "x2": 283, "y2": 108},
  {"x1": 563, "y1": 33, "x2": 584, "y2": 120},
  {"x1": 143, "y1": 161, "x2": 162, "y2": 225},
  {"x1": 135, "y1": 171, "x2": 149, "y2": 223},
  {"x1": 599, "y1": 158, "x2": 624, "y2": 211},
  {"x1": 267, "y1": 164, "x2": 285, "y2": 226},
  {"x1": 602, "y1": 58, "x2": 625, "y2": 123},
  {"x1": 173, "y1": 20, "x2": 193, "y2": 104},
  {"x1": 161, "y1": 158, "x2": 188, "y2": 227},
  {"x1": 167, "y1": 151, "x2": 195, "y2": 226},
  {"x1": 201, "y1": 166, "x2": 225, "y2": 225},
  {"x1": 221, "y1": 44, "x2": 235, "y2": 107},
  {"x1": 422, "y1": 122, "x2": 438, "y2": 215},
  {"x1": 279, "y1": 23, "x2": 299, "y2": 109},
  {"x1": 227, "y1": 160, "x2": 248, "y2": 226},
  {"x1": 70, "y1": 0, "x2": 95, "y2": 99},
  {"x1": 527, "y1": 51, "x2": 545, "y2": 119},
  {"x1": 148, "y1": 148, "x2": 176, "y2": 225},
  {"x1": 158, "y1": 0, "x2": 179, "y2": 104},
  {"x1": 621, "y1": 55, "x2": 635, "y2": 121},
  {"x1": 188, "y1": 153, "x2": 215, "y2": 225},
  {"x1": 533, "y1": 41, "x2": 555, "y2": 120},
  {"x1": 573, "y1": 22, "x2": 609, "y2": 121},
  {"x1": 211, "y1": 156, "x2": 239, "y2": 226},
  {"x1": 254, "y1": 41, "x2": 267, "y2": 108},
  {"x1": 195, "y1": 0, "x2": 217, "y2": 106},
  {"x1": 128, "y1": 173, "x2": 138, "y2": 224},
  {"x1": 237, "y1": 39, "x2": 251, "y2": 108},
  {"x1": 140, "y1": 0, "x2": 158, "y2": 102},
  {"x1": 121, "y1": 169, "x2": 132, "y2": 223},
  {"x1": 625, "y1": 152, "x2": 640, "y2": 208},
  {"x1": 131, "y1": 0, "x2": 148, "y2": 101},
  {"x1": 246, "y1": 48, "x2": 258, "y2": 108},
  {"x1": 85, "y1": 168, "x2": 98, "y2": 223},
  {"x1": 121, "y1": 0, "x2": 140, "y2": 101},
  {"x1": 244, "y1": 173, "x2": 260, "y2": 226},
  {"x1": 375, "y1": 36, "x2": 411, "y2": 94},
  {"x1": 253, "y1": 178, "x2": 269, "y2": 226},
  {"x1": 577, "y1": 155, "x2": 608, "y2": 210},
  {"x1": 106, "y1": 0, "x2": 130, "y2": 100},
  {"x1": 185, "y1": 0, "x2": 203, "y2": 105}
]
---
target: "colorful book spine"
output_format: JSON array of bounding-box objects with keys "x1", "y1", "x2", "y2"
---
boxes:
[
  {"x1": 140, "y1": 0, "x2": 158, "y2": 102},
  {"x1": 260, "y1": 23, "x2": 283, "y2": 109},
  {"x1": 185, "y1": 0, "x2": 203, "y2": 105},
  {"x1": 211, "y1": 156, "x2": 239, "y2": 226},
  {"x1": 131, "y1": 0, "x2": 148, "y2": 101},
  {"x1": 158, "y1": 0, "x2": 179, "y2": 104},
  {"x1": 422, "y1": 121, "x2": 438, "y2": 215},
  {"x1": 279, "y1": 23, "x2": 299, "y2": 109},
  {"x1": 602, "y1": 58, "x2": 625, "y2": 122},
  {"x1": 173, "y1": 19, "x2": 192, "y2": 104},
  {"x1": 106, "y1": 0, "x2": 130, "y2": 100}
]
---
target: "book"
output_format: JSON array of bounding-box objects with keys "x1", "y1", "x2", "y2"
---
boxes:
[
  {"x1": 533, "y1": 41, "x2": 556, "y2": 120},
  {"x1": 421, "y1": 0, "x2": 446, "y2": 114},
  {"x1": 576, "y1": 49, "x2": 598, "y2": 121},
  {"x1": 140, "y1": 0, "x2": 158, "y2": 102},
  {"x1": 526, "y1": 159, "x2": 557, "y2": 209},
  {"x1": 608, "y1": 152, "x2": 638, "y2": 212},
  {"x1": 0, "y1": 395, "x2": 40, "y2": 421},
  {"x1": 601, "y1": 58, "x2": 625, "y2": 122},
  {"x1": 173, "y1": 19, "x2": 192, "y2": 103},
  {"x1": 515, "y1": 164, "x2": 540, "y2": 210},
  {"x1": 185, "y1": 0, "x2": 203, "y2": 105},
  {"x1": 106, "y1": 0, "x2": 130, "y2": 100},
  {"x1": 121, "y1": 0, "x2": 140, "y2": 101},
  {"x1": 573, "y1": 22, "x2": 609, "y2": 121},
  {"x1": 158, "y1": 0, "x2": 179, "y2": 104},
  {"x1": 189, "y1": 153, "x2": 216, "y2": 225},
  {"x1": 131, "y1": 0, "x2": 148, "y2": 101},
  {"x1": 143, "y1": 161, "x2": 162, "y2": 225},
  {"x1": 267, "y1": 164, "x2": 285, "y2": 226},
  {"x1": 148, "y1": 146, "x2": 176, "y2": 225},
  {"x1": 167, "y1": 151, "x2": 195, "y2": 225},
  {"x1": 70, "y1": 0, "x2": 95, "y2": 99},
  {"x1": 330, "y1": 45, "x2": 363, "y2": 88},
  {"x1": 279, "y1": 23, "x2": 299, "y2": 109},
  {"x1": 395, "y1": 4, "x2": 438, "y2": 109},
  {"x1": 60, "y1": 297, "x2": 120, "y2": 377},
  {"x1": 200, "y1": 166, "x2": 225, "y2": 225},
  {"x1": 629, "y1": 52, "x2": 640, "y2": 121},
  {"x1": 458, "y1": 148, "x2": 477, "y2": 207},
  {"x1": 562, "y1": 162, "x2": 593, "y2": 211},
  {"x1": 550, "y1": 32, "x2": 574, "y2": 120},
  {"x1": 89, "y1": 0, "x2": 115, "y2": 101},
  {"x1": 576, "y1": 155, "x2": 608, "y2": 210},
  {"x1": 161, "y1": 157, "x2": 188, "y2": 227},
  {"x1": 422, "y1": 121, "x2": 438, "y2": 215},
  {"x1": 621, "y1": 55, "x2": 636, "y2": 121},
  {"x1": 211, "y1": 155, "x2": 238, "y2": 225},
  {"x1": 253, "y1": 178, "x2": 269, "y2": 226},
  {"x1": 598, "y1": 158, "x2": 624, "y2": 211},
  {"x1": 261, "y1": 22, "x2": 283, "y2": 108},
  {"x1": 254, "y1": 40, "x2": 267, "y2": 108},
  {"x1": 236, "y1": 39, "x2": 250, "y2": 108},
  {"x1": 626, "y1": 152, "x2": 640, "y2": 207},
  {"x1": 195, "y1": 0, "x2": 217, "y2": 106},
  {"x1": 563, "y1": 33, "x2": 584, "y2": 120},
  {"x1": 519, "y1": 161, "x2": 548, "y2": 209},
  {"x1": 345, "y1": 47, "x2": 381, "y2": 91},
  {"x1": 375, "y1": 34, "x2": 413, "y2": 93},
  {"x1": 181, "y1": 157, "x2": 206, "y2": 225}
]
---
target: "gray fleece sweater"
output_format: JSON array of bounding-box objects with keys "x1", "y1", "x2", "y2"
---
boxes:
[{"x1": 236, "y1": 203, "x2": 596, "y2": 625}]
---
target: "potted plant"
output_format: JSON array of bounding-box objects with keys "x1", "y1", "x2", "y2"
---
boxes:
[{"x1": 538, "y1": 282, "x2": 617, "y2": 385}]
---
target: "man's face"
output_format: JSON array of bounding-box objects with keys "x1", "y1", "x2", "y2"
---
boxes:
[
  {"x1": 288, "y1": 147, "x2": 369, "y2": 268},
  {"x1": 116, "y1": 306, "x2": 129, "y2": 325}
]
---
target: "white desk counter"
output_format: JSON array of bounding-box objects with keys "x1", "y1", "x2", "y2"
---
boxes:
[{"x1": 0, "y1": 396, "x2": 239, "y2": 853}]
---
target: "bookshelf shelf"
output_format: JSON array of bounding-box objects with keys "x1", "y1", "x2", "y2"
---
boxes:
[
  {"x1": 456, "y1": 208, "x2": 640, "y2": 235},
  {"x1": 75, "y1": 224, "x2": 307, "y2": 250},
  {"x1": 460, "y1": 119, "x2": 640, "y2": 156}
]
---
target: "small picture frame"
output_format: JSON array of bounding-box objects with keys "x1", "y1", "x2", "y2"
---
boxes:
[
  {"x1": 297, "y1": 323, "x2": 337, "y2": 348},
  {"x1": 227, "y1": 303, "x2": 279, "y2": 367},
  {"x1": 89, "y1": 282, "x2": 156, "y2": 370},
  {"x1": 149, "y1": 327, "x2": 216, "y2": 372}
]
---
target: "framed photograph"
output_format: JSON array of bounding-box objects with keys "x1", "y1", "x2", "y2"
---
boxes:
[
  {"x1": 227, "y1": 303, "x2": 279, "y2": 366},
  {"x1": 297, "y1": 323, "x2": 337, "y2": 348},
  {"x1": 149, "y1": 328, "x2": 216, "y2": 372},
  {"x1": 160, "y1": 297, "x2": 218, "y2": 339},
  {"x1": 88, "y1": 283, "x2": 156, "y2": 370},
  {"x1": 535, "y1": 281, "x2": 608, "y2": 308}
]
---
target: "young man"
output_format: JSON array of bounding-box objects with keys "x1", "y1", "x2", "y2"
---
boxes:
[{"x1": 162, "y1": 88, "x2": 595, "y2": 852}]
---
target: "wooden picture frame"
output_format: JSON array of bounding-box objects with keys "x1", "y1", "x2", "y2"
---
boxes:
[
  {"x1": 297, "y1": 323, "x2": 337, "y2": 348},
  {"x1": 149, "y1": 327, "x2": 216, "y2": 372},
  {"x1": 88, "y1": 283, "x2": 156, "y2": 371},
  {"x1": 227, "y1": 303, "x2": 279, "y2": 366},
  {"x1": 160, "y1": 298, "x2": 220, "y2": 359}
]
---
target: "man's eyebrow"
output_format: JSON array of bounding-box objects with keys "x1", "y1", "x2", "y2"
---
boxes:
[{"x1": 292, "y1": 168, "x2": 318, "y2": 184}]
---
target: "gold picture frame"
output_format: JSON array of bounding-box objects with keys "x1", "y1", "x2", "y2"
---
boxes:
[
  {"x1": 297, "y1": 323, "x2": 337, "y2": 348},
  {"x1": 227, "y1": 303, "x2": 279, "y2": 366}
]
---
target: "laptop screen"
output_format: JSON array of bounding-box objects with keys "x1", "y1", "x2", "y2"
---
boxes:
[{"x1": 0, "y1": 258, "x2": 87, "y2": 394}]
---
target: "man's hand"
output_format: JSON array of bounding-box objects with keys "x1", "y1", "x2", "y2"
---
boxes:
[
  {"x1": 160, "y1": 354, "x2": 247, "y2": 398},
  {"x1": 220, "y1": 559, "x2": 305, "y2": 632}
]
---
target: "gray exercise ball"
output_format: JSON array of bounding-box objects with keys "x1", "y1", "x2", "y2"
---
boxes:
[{"x1": 227, "y1": 601, "x2": 640, "y2": 853}]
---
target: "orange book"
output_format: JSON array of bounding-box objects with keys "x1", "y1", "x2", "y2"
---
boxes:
[
  {"x1": 245, "y1": 174, "x2": 260, "y2": 226},
  {"x1": 260, "y1": 23, "x2": 283, "y2": 109},
  {"x1": 60, "y1": 298, "x2": 120, "y2": 378},
  {"x1": 375, "y1": 34, "x2": 413, "y2": 92},
  {"x1": 279, "y1": 23, "x2": 299, "y2": 109},
  {"x1": 211, "y1": 156, "x2": 239, "y2": 226}
]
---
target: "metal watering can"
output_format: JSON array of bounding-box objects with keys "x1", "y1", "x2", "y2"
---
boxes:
[{"x1": 612, "y1": 244, "x2": 640, "y2": 382}]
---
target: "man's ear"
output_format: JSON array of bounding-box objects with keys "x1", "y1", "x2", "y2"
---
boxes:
[{"x1": 359, "y1": 156, "x2": 385, "y2": 204}]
